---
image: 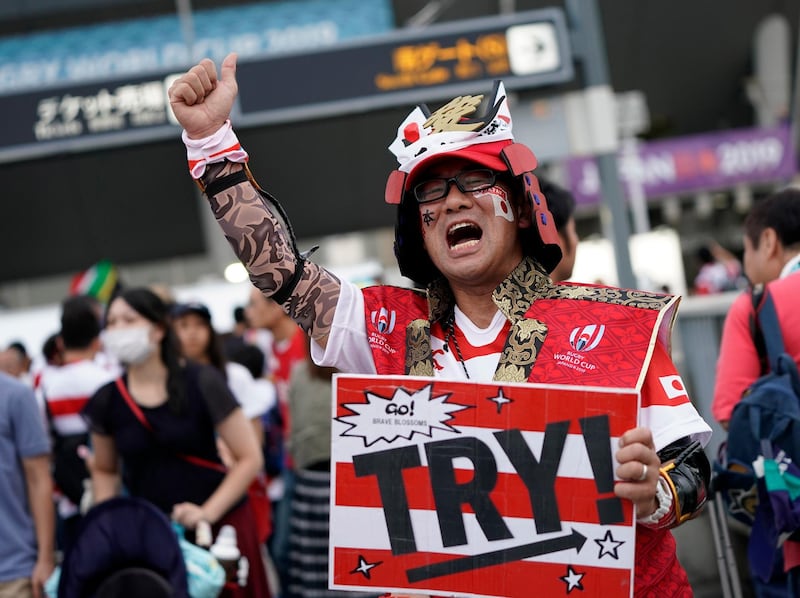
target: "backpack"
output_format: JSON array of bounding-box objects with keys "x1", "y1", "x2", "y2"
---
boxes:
[
  {"x1": 51, "y1": 431, "x2": 90, "y2": 506},
  {"x1": 41, "y1": 394, "x2": 89, "y2": 506},
  {"x1": 714, "y1": 286, "x2": 800, "y2": 527}
]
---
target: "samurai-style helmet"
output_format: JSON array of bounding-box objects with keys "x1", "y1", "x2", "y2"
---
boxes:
[{"x1": 384, "y1": 81, "x2": 561, "y2": 286}]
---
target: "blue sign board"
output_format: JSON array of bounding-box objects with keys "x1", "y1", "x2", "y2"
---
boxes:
[
  {"x1": 0, "y1": 0, "x2": 394, "y2": 95},
  {"x1": 0, "y1": 8, "x2": 573, "y2": 164}
]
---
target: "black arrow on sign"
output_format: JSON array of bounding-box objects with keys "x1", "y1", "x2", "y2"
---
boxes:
[{"x1": 405, "y1": 528, "x2": 588, "y2": 583}]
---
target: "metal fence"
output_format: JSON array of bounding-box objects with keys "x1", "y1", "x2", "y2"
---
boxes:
[{"x1": 672, "y1": 291, "x2": 739, "y2": 460}]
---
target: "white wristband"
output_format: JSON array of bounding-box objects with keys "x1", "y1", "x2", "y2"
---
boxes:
[
  {"x1": 183, "y1": 119, "x2": 249, "y2": 179},
  {"x1": 637, "y1": 475, "x2": 674, "y2": 527}
]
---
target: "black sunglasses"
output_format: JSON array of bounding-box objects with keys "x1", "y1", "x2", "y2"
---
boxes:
[{"x1": 413, "y1": 169, "x2": 499, "y2": 204}]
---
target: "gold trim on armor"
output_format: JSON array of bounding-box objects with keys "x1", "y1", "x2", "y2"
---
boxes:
[
  {"x1": 405, "y1": 319, "x2": 434, "y2": 377},
  {"x1": 403, "y1": 256, "x2": 675, "y2": 382}
]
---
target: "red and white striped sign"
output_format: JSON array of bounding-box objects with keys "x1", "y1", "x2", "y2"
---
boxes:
[{"x1": 330, "y1": 375, "x2": 640, "y2": 598}]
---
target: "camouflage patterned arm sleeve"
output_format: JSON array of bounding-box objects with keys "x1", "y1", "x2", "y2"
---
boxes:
[{"x1": 201, "y1": 161, "x2": 341, "y2": 340}]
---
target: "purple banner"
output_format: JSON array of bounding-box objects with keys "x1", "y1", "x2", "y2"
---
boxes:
[{"x1": 565, "y1": 124, "x2": 797, "y2": 206}]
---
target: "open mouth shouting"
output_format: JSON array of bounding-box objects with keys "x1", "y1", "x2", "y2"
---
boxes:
[{"x1": 447, "y1": 222, "x2": 483, "y2": 250}]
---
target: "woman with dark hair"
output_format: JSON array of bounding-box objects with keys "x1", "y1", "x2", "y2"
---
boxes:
[
  {"x1": 170, "y1": 301, "x2": 274, "y2": 444},
  {"x1": 82, "y1": 288, "x2": 270, "y2": 597}
]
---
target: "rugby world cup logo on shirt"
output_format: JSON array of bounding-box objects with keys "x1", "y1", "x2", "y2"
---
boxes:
[
  {"x1": 371, "y1": 308, "x2": 396, "y2": 334},
  {"x1": 369, "y1": 307, "x2": 399, "y2": 357},
  {"x1": 569, "y1": 324, "x2": 605, "y2": 352},
  {"x1": 553, "y1": 324, "x2": 605, "y2": 374}
]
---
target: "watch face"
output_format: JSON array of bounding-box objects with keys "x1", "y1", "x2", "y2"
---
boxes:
[{"x1": 506, "y1": 22, "x2": 561, "y2": 76}]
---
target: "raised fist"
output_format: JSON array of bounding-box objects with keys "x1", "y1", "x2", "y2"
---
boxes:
[{"x1": 168, "y1": 53, "x2": 239, "y2": 139}]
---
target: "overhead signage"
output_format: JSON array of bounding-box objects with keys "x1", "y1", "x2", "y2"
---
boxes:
[
  {"x1": 0, "y1": 0, "x2": 394, "y2": 95},
  {"x1": 0, "y1": 72, "x2": 180, "y2": 163},
  {"x1": 0, "y1": 8, "x2": 572, "y2": 164},
  {"x1": 32, "y1": 78, "x2": 175, "y2": 141},
  {"x1": 330, "y1": 375, "x2": 638, "y2": 598},
  {"x1": 566, "y1": 124, "x2": 796, "y2": 205},
  {"x1": 235, "y1": 8, "x2": 572, "y2": 124}
]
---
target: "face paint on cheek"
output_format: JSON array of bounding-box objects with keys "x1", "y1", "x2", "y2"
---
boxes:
[
  {"x1": 474, "y1": 185, "x2": 514, "y2": 222},
  {"x1": 422, "y1": 209, "x2": 436, "y2": 227}
]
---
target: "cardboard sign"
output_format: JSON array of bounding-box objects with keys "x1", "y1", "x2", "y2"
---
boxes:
[{"x1": 329, "y1": 375, "x2": 640, "y2": 598}]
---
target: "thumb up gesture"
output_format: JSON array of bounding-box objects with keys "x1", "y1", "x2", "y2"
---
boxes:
[{"x1": 168, "y1": 52, "x2": 239, "y2": 139}]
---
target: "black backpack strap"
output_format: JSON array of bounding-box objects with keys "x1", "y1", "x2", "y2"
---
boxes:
[
  {"x1": 755, "y1": 287, "x2": 787, "y2": 373},
  {"x1": 749, "y1": 285, "x2": 769, "y2": 375}
]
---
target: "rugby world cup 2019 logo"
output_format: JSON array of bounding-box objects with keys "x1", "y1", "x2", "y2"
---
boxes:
[
  {"x1": 569, "y1": 324, "x2": 605, "y2": 352},
  {"x1": 371, "y1": 307, "x2": 396, "y2": 335}
]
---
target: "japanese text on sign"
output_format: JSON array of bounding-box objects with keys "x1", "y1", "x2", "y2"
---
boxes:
[
  {"x1": 375, "y1": 34, "x2": 509, "y2": 91},
  {"x1": 34, "y1": 79, "x2": 172, "y2": 141}
]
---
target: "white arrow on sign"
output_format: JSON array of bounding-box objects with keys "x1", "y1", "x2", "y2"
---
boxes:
[{"x1": 505, "y1": 22, "x2": 561, "y2": 76}]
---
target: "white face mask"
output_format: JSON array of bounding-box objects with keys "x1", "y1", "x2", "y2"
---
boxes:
[{"x1": 101, "y1": 326, "x2": 156, "y2": 365}]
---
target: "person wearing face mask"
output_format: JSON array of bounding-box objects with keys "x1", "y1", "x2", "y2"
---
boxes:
[{"x1": 81, "y1": 287, "x2": 271, "y2": 597}]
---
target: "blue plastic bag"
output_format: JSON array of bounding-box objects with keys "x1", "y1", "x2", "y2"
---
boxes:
[
  {"x1": 44, "y1": 567, "x2": 60, "y2": 598},
  {"x1": 173, "y1": 522, "x2": 225, "y2": 598}
]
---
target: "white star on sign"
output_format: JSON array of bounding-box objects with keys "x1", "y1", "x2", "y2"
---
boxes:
[
  {"x1": 350, "y1": 555, "x2": 381, "y2": 579},
  {"x1": 594, "y1": 529, "x2": 625, "y2": 560},
  {"x1": 488, "y1": 388, "x2": 513, "y2": 413},
  {"x1": 560, "y1": 565, "x2": 585, "y2": 593}
]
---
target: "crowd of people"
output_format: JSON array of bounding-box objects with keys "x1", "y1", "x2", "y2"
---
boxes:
[
  {"x1": 0, "y1": 49, "x2": 798, "y2": 598},
  {"x1": 0, "y1": 278, "x2": 342, "y2": 597},
  {"x1": 692, "y1": 241, "x2": 747, "y2": 295}
]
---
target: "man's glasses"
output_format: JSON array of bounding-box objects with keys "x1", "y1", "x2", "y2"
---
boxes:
[{"x1": 413, "y1": 169, "x2": 498, "y2": 204}]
